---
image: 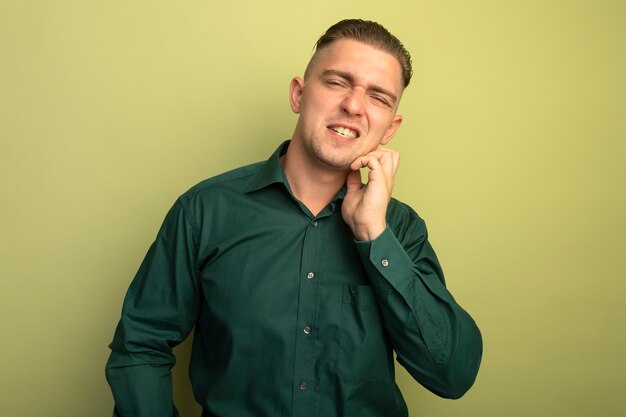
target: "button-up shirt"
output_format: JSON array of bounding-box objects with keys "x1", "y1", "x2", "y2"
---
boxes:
[{"x1": 106, "y1": 141, "x2": 482, "y2": 417}]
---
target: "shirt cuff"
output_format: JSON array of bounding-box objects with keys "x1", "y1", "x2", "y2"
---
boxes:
[{"x1": 355, "y1": 226, "x2": 416, "y2": 294}]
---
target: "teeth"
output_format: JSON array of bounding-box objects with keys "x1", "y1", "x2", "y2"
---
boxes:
[{"x1": 331, "y1": 126, "x2": 358, "y2": 139}]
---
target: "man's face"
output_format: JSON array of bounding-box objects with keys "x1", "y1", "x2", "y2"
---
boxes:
[{"x1": 289, "y1": 38, "x2": 404, "y2": 171}]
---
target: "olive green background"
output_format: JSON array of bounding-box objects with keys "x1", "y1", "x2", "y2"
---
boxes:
[{"x1": 1, "y1": 1, "x2": 624, "y2": 416}]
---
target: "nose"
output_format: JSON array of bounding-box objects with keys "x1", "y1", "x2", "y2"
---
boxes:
[{"x1": 341, "y1": 87, "x2": 366, "y2": 117}]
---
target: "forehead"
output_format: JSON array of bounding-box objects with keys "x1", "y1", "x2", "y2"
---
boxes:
[{"x1": 310, "y1": 39, "x2": 404, "y2": 94}]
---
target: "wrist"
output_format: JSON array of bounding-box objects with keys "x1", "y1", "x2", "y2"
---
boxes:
[{"x1": 353, "y1": 223, "x2": 386, "y2": 242}]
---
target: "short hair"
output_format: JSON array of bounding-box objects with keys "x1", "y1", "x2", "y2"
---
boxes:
[{"x1": 305, "y1": 19, "x2": 413, "y2": 88}]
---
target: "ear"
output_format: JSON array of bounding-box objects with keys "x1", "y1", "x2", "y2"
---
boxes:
[
  {"x1": 289, "y1": 77, "x2": 305, "y2": 114},
  {"x1": 380, "y1": 114, "x2": 403, "y2": 145}
]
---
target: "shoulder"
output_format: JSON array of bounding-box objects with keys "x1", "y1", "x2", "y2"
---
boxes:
[
  {"x1": 387, "y1": 197, "x2": 424, "y2": 224},
  {"x1": 180, "y1": 161, "x2": 264, "y2": 203},
  {"x1": 172, "y1": 161, "x2": 266, "y2": 229},
  {"x1": 387, "y1": 197, "x2": 428, "y2": 239}
]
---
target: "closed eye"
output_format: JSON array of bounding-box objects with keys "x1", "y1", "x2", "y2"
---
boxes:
[
  {"x1": 370, "y1": 95, "x2": 392, "y2": 108},
  {"x1": 325, "y1": 79, "x2": 348, "y2": 88}
]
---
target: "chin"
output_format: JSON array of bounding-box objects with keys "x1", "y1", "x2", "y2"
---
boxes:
[{"x1": 315, "y1": 151, "x2": 354, "y2": 171}]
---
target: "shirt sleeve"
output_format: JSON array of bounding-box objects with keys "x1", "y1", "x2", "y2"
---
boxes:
[
  {"x1": 105, "y1": 198, "x2": 201, "y2": 417},
  {"x1": 355, "y1": 205, "x2": 482, "y2": 399}
]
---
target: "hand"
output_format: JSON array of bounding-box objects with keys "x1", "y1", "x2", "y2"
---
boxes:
[{"x1": 341, "y1": 146, "x2": 400, "y2": 241}]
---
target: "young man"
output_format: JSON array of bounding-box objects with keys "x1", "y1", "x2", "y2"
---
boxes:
[{"x1": 106, "y1": 19, "x2": 482, "y2": 417}]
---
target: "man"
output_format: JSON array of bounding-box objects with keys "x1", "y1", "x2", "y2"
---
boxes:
[{"x1": 106, "y1": 19, "x2": 482, "y2": 417}]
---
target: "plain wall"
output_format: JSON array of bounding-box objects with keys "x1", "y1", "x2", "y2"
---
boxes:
[{"x1": 1, "y1": 1, "x2": 624, "y2": 416}]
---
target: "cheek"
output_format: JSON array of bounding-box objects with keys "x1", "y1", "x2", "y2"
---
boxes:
[
  {"x1": 300, "y1": 95, "x2": 325, "y2": 116},
  {"x1": 369, "y1": 112, "x2": 393, "y2": 132}
]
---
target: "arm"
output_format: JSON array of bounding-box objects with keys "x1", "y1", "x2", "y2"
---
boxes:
[
  {"x1": 355, "y1": 213, "x2": 482, "y2": 398},
  {"x1": 105, "y1": 199, "x2": 201, "y2": 416},
  {"x1": 342, "y1": 147, "x2": 482, "y2": 398}
]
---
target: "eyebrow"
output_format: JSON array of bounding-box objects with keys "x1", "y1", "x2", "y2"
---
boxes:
[{"x1": 321, "y1": 69, "x2": 398, "y2": 106}]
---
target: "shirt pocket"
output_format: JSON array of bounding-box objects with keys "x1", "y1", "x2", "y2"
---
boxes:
[{"x1": 337, "y1": 284, "x2": 392, "y2": 384}]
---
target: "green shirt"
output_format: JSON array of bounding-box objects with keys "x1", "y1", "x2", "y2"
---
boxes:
[{"x1": 106, "y1": 141, "x2": 482, "y2": 417}]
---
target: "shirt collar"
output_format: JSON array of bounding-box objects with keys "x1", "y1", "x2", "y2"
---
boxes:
[
  {"x1": 246, "y1": 140, "x2": 291, "y2": 193},
  {"x1": 246, "y1": 140, "x2": 348, "y2": 203}
]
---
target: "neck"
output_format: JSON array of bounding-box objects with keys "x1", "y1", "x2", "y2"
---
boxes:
[{"x1": 282, "y1": 143, "x2": 347, "y2": 217}]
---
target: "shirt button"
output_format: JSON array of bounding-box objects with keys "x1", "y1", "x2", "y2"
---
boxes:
[
  {"x1": 307, "y1": 272, "x2": 315, "y2": 280},
  {"x1": 381, "y1": 259, "x2": 389, "y2": 267},
  {"x1": 311, "y1": 220, "x2": 318, "y2": 227},
  {"x1": 303, "y1": 326, "x2": 311, "y2": 335},
  {"x1": 299, "y1": 383, "x2": 308, "y2": 390}
]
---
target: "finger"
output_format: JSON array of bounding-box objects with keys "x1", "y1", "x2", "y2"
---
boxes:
[
  {"x1": 373, "y1": 146, "x2": 399, "y2": 173},
  {"x1": 345, "y1": 169, "x2": 362, "y2": 192},
  {"x1": 349, "y1": 147, "x2": 390, "y2": 171},
  {"x1": 385, "y1": 149, "x2": 399, "y2": 176},
  {"x1": 372, "y1": 147, "x2": 398, "y2": 168},
  {"x1": 376, "y1": 149, "x2": 398, "y2": 178},
  {"x1": 359, "y1": 158, "x2": 390, "y2": 191},
  {"x1": 368, "y1": 146, "x2": 399, "y2": 191},
  {"x1": 350, "y1": 154, "x2": 382, "y2": 172},
  {"x1": 370, "y1": 150, "x2": 399, "y2": 192}
]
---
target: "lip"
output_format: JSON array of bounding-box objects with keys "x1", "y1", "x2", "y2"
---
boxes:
[{"x1": 327, "y1": 123, "x2": 361, "y2": 139}]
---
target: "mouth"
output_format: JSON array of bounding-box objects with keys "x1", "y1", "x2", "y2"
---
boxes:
[{"x1": 328, "y1": 125, "x2": 360, "y2": 139}]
